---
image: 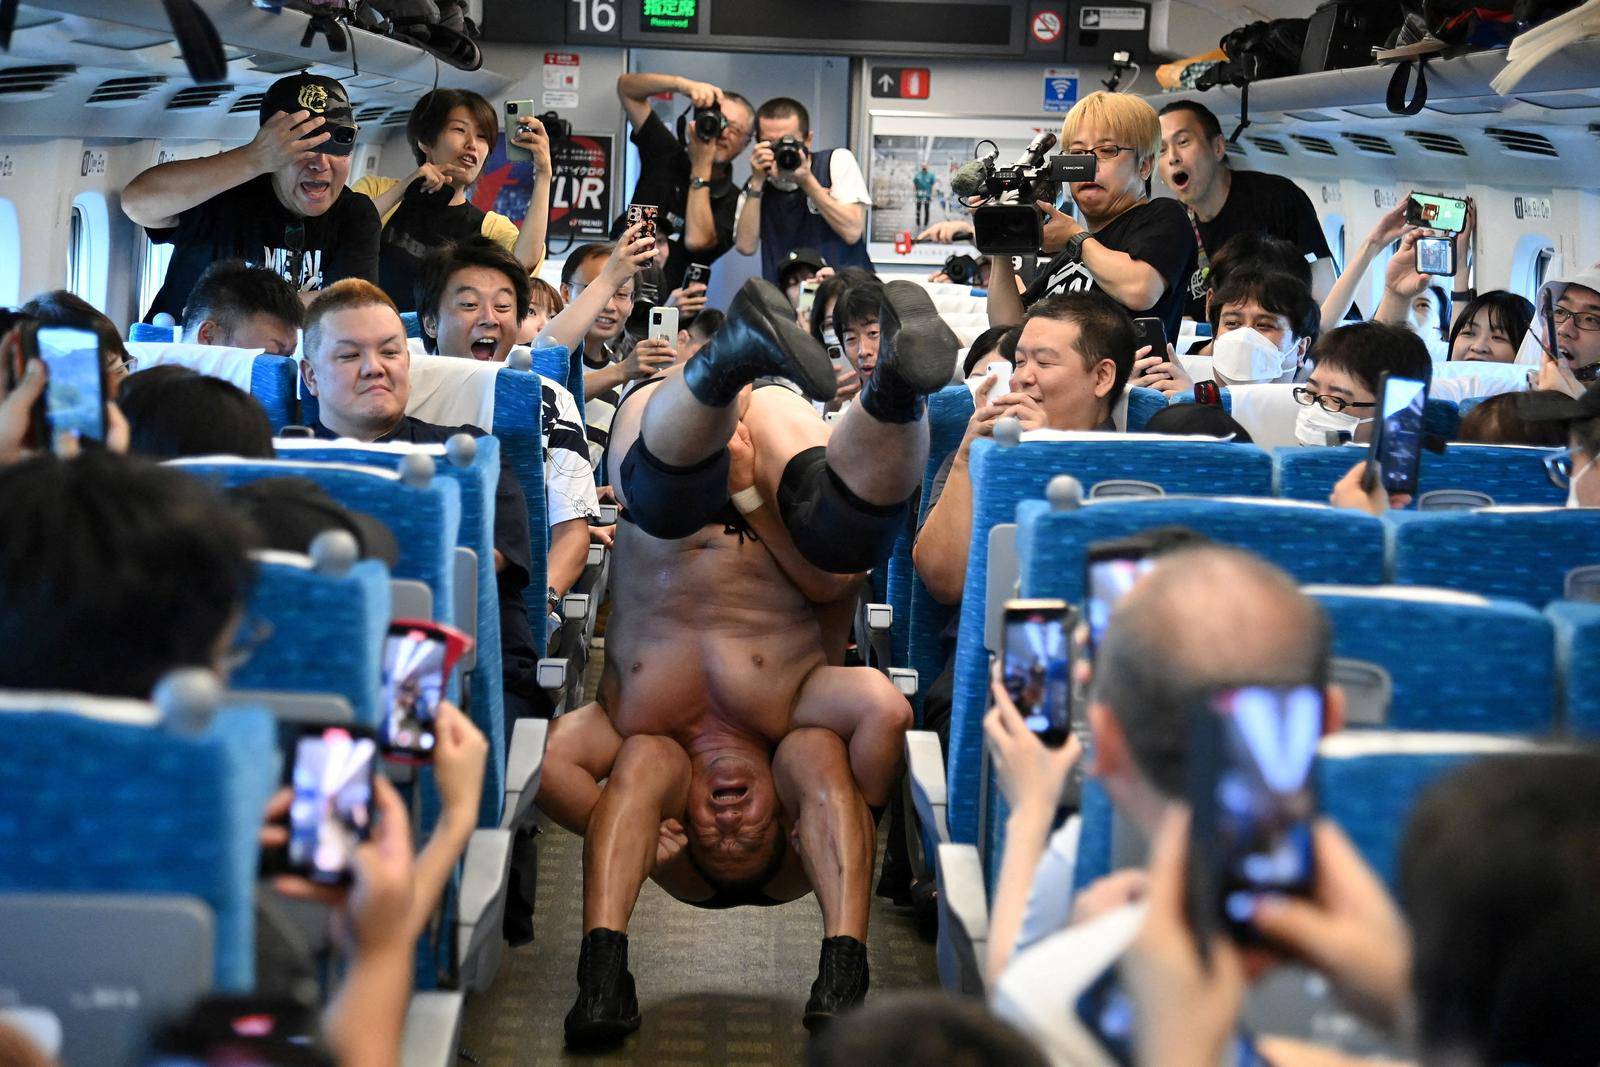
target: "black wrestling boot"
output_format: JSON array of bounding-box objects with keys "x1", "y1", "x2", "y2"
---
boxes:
[
  {"x1": 802, "y1": 935, "x2": 870, "y2": 1031},
  {"x1": 563, "y1": 928, "x2": 642, "y2": 1049},
  {"x1": 858, "y1": 280, "x2": 961, "y2": 424},
  {"x1": 682, "y1": 277, "x2": 838, "y2": 406}
]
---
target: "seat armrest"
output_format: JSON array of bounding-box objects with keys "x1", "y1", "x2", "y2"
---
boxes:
[
  {"x1": 935, "y1": 842, "x2": 989, "y2": 994},
  {"x1": 597, "y1": 503, "x2": 619, "y2": 525},
  {"x1": 585, "y1": 542, "x2": 606, "y2": 569},
  {"x1": 224, "y1": 690, "x2": 355, "y2": 724},
  {"x1": 905, "y1": 730, "x2": 949, "y2": 846},
  {"x1": 452, "y1": 547, "x2": 478, "y2": 672},
  {"x1": 561, "y1": 592, "x2": 591, "y2": 623},
  {"x1": 401, "y1": 991, "x2": 464, "y2": 1067},
  {"x1": 501, "y1": 718, "x2": 549, "y2": 830},
  {"x1": 455, "y1": 828, "x2": 512, "y2": 993},
  {"x1": 888, "y1": 668, "x2": 918, "y2": 698},
  {"x1": 536, "y1": 658, "x2": 568, "y2": 693}
]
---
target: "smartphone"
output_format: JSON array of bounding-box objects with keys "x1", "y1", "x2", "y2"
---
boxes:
[
  {"x1": 648, "y1": 305, "x2": 680, "y2": 345},
  {"x1": 1132, "y1": 316, "x2": 1166, "y2": 356},
  {"x1": 1193, "y1": 380, "x2": 1222, "y2": 407},
  {"x1": 972, "y1": 358, "x2": 1013, "y2": 405},
  {"x1": 685, "y1": 262, "x2": 712, "y2": 289},
  {"x1": 1000, "y1": 599, "x2": 1074, "y2": 748},
  {"x1": 381, "y1": 620, "x2": 470, "y2": 762},
  {"x1": 1083, "y1": 547, "x2": 1156, "y2": 658},
  {"x1": 1367, "y1": 373, "x2": 1427, "y2": 497},
  {"x1": 626, "y1": 202, "x2": 659, "y2": 242},
  {"x1": 14, "y1": 322, "x2": 108, "y2": 452},
  {"x1": 1075, "y1": 966, "x2": 1138, "y2": 1067},
  {"x1": 284, "y1": 724, "x2": 377, "y2": 886},
  {"x1": 1405, "y1": 192, "x2": 1468, "y2": 233},
  {"x1": 504, "y1": 100, "x2": 536, "y2": 162},
  {"x1": 1415, "y1": 235, "x2": 1456, "y2": 277},
  {"x1": 1188, "y1": 684, "x2": 1322, "y2": 944},
  {"x1": 147, "y1": 994, "x2": 329, "y2": 1066},
  {"x1": 797, "y1": 277, "x2": 821, "y2": 316}
]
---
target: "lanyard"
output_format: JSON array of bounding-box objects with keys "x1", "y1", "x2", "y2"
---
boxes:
[{"x1": 1184, "y1": 206, "x2": 1211, "y2": 283}]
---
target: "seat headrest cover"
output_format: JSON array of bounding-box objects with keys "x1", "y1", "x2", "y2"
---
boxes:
[
  {"x1": 0, "y1": 690, "x2": 161, "y2": 725},
  {"x1": 1303, "y1": 583, "x2": 1492, "y2": 607},
  {"x1": 405, "y1": 352, "x2": 499, "y2": 430},
  {"x1": 126, "y1": 341, "x2": 262, "y2": 392}
]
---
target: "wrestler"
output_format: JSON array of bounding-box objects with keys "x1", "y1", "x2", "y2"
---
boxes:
[{"x1": 535, "y1": 276, "x2": 957, "y2": 1046}]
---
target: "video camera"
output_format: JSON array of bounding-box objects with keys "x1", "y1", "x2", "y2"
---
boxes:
[{"x1": 951, "y1": 133, "x2": 1096, "y2": 255}]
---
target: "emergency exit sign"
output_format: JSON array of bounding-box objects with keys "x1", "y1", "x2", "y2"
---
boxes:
[
  {"x1": 641, "y1": 0, "x2": 697, "y2": 32},
  {"x1": 870, "y1": 67, "x2": 930, "y2": 99}
]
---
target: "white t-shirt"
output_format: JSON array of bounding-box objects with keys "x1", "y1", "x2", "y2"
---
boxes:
[
  {"x1": 538, "y1": 375, "x2": 600, "y2": 528},
  {"x1": 823, "y1": 147, "x2": 873, "y2": 207}
]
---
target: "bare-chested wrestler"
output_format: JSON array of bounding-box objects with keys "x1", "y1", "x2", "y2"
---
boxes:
[{"x1": 534, "y1": 276, "x2": 958, "y2": 1047}]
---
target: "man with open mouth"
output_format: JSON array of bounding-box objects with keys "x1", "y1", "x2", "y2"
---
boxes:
[
  {"x1": 124, "y1": 73, "x2": 380, "y2": 324},
  {"x1": 1156, "y1": 99, "x2": 1337, "y2": 323}
]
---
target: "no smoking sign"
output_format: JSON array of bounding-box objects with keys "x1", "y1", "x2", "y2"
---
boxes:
[{"x1": 1031, "y1": 9, "x2": 1063, "y2": 44}]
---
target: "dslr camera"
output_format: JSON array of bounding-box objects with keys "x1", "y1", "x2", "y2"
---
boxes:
[
  {"x1": 692, "y1": 103, "x2": 727, "y2": 142},
  {"x1": 943, "y1": 253, "x2": 981, "y2": 287},
  {"x1": 958, "y1": 133, "x2": 1096, "y2": 255},
  {"x1": 538, "y1": 109, "x2": 571, "y2": 142},
  {"x1": 772, "y1": 135, "x2": 808, "y2": 172}
]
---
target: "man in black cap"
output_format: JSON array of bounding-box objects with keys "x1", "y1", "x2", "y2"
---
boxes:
[
  {"x1": 124, "y1": 73, "x2": 380, "y2": 323},
  {"x1": 778, "y1": 246, "x2": 827, "y2": 312}
]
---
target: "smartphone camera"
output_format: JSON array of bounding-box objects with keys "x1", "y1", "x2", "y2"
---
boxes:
[
  {"x1": 1001, "y1": 599, "x2": 1073, "y2": 748},
  {"x1": 287, "y1": 726, "x2": 376, "y2": 886},
  {"x1": 23, "y1": 324, "x2": 108, "y2": 452},
  {"x1": 381, "y1": 627, "x2": 446, "y2": 761}
]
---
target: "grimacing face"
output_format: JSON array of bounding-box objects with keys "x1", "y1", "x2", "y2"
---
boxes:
[
  {"x1": 683, "y1": 751, "x2": 783, "y2": 887},
  {"x1": 300, "y1": 303, "x2": 411, "y2": 438}
]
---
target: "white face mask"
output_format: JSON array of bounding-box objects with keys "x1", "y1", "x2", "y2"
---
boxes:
[
  {"x1": 1294, "y1": 403, "x2": 1369, "y2": 447},
  {"x1": 1568, "y1": 458, "x2": 1594, "y2": 508},
  {"x1": 1213, "y1": 327, "x2": 1298, "y2": 384}
]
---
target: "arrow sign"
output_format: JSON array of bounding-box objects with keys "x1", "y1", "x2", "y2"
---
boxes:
[
  {"x1": 877, "y1": 72, "x2": 896, "y2": 93},
  {"x1": 871, "y1": 66, "x2": 930, "y2": 99}
]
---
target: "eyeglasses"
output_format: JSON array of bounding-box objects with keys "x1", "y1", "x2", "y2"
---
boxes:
[
  {"x1": 1069, "y1": 144, "x2": 1135, "y2": 162},
  {"x1": 1553, "y1": 305, "x2": 1600, "y2": 333},
  {"x1": 222, "y1": 616, "x2": 275, "y2": 674},
  {"x1": 1292, "y1": 387, "x2": 1375, "y2": 414},
  {"x1": 1544, "y1": 446, "x2": 1584, "y2": 490}
]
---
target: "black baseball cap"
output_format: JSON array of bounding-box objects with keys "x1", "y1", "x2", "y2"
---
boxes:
[
  {"x1": 778, "y1": 247, "x2": 827, "y2": 286},
  {"x1": 259, "y1": 73, "x2": 358, "y2": 157}
]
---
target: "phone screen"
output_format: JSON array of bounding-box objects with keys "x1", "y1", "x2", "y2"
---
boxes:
[
  {"x1": 288, "y1": 726, "x2": 376, "y2": 884},
  {"x1": 1190, "y1": 684, "x2": 1322, "y2": 940},
  {"x1": 798, "y1": 278, "x2": 821, "y2": 316},
  {"x1": 1001, "y1": 601, "x2": 1072, "y2": 747},
  {"x1": 1085, "y1": 553, "x2": 1154, "y2": 657},
  {"x1": 35, "y1": 326, "x2": 105, "y2": 446},
  {"x1": 1407, "y1": 193, "x2": 1467, "y2": 233},
  {"x1": 1415, "y1": 236, "x2": 1455, "y2": 277},
  {"x1": 1373, "y1": 375, "x2": 1427, "y2": 496},
  {"x1": 381, "y1": 627, "x2": 446, "y2": 759}
]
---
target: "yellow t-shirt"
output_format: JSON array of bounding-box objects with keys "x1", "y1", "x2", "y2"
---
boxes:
[{"x1": 353, "y1": 174, "x2": 539, "y2": 271}]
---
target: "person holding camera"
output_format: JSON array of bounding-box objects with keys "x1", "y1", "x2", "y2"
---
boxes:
[
  {"x1": 353, "y1": 89, "x2": 551, "y2": 313},
  {"x1": 986, "y1": 92, "x2": 1196, "y2": 345},
  {"x1": 734, "y1": 98, "x2": 874, "y2": 284},
  {"x1": 124, "y1": 73, "x2": 380, "y2": 323},
  {"x1": 614, "y1": 71, "x2": 754, "y2": 292}
]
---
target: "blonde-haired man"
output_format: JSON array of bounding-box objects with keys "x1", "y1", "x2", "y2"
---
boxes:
[{"x1": 987, "y1": 91, "x2": 1197, "y2": 346}]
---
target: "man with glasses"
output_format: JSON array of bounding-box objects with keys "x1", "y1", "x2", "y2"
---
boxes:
[
  {"x1": 1531, "y1": 270, "x2": 1600, "y2": 394},
  {"x1": 124, "y1": 74, "x2": 379, "y2": 323},
  {"x1": 614, "y1": 70, "x2": 754, "y2": 292},
  {"x1": 1293, "y1": 322, "x2": 1431, "y2": 447}
]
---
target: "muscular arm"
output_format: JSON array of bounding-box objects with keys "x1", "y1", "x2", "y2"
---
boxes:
[
  {"x1": 616, "y1": 71, "x2": 688, "y2": 129},
  {"x1": 548, "y1": 516, "x2": 591, "y2": 597},
  {"x1": 122, "y1": 146, "x2": 261, "y2": 229},
  {"x1": 913, "y1": 453, "x2": 973, "y2": 606},
  {"x1": 1078, "y1": 236, "x2": 1167, "y2": 312}
]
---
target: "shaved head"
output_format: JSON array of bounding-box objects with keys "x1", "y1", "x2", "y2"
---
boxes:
[{"x1": 1090, "y1": 545, "x2": 1331, "y2": 798}]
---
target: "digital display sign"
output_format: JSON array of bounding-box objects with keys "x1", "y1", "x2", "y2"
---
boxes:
[{"x1": 641, "y1": 0, "x2": 699, "y2": 33}]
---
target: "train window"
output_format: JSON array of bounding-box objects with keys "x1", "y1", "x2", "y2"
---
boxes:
[
  {"x1": 1511, "y1": 234, "x2": 1557, "y2": 301},
  {"x1": 66, "y1": 192, "x2": 109, "y2": 311},
  {"x1": 136, "y1": 234, "x2": 174, "y2": 323},
  {"x1": 0, "y1": 198, "x2": 18, "y2": 306},
  {"x1": 1322, "y1": 213, "x2": 1346, "y2": 274}
]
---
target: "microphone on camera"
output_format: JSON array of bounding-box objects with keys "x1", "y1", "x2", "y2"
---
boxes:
[{"x1": 950, "y1": 144, "x2": 1001, "y2": 199}]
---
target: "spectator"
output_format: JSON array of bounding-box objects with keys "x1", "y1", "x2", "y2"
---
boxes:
[
  {"x1": 118, "y1": 364, "x2": 275, "y2": 459},
  {"x1": 778, "y1": 246, "x2": 827, "y2": 309},
  {"x1": 807, "y1": 991, "x2": 1049, "y2": 1067},
  {"x1": 1178, "y1": 233, "x2": 1313, "y2": 356},
  {"x1": 1455, "y1": 391, "x2": 1566, "y2": 446},
  {"x1": 1513, "y1": 386, "x2": 1600, "y2": 508},
  {"x1": 1135, "y1": 270, "x2": 1318, "y2": 395},
  {"x1": 1295, "y1": 322, "x2": 1432, "y2": 447},
  {"x1": 1157, "y1": 100, "x2": 1335, "y2": 318},
  {"x1": 19, "y1": 289, "x2": 134, "y2": 393},
  {"x1": 1447, "y1": 290, "x2": 1534, "y2": 363},
  {"x1": 913, "y1": 293, "x2": 1136, "y2": 742},
  {"x1": 614, "y1": 71, "x2": 753, "y2": 291},
  {"x1": 808, "y1": 267, "x2": 878, "y2": 347},
  {"x1": 677, "y1": 308, "x2": 724, "y2": 360},
  {"x1": 521, "y1": 276, "x2": 565, "y2": 344},
  {"x1": 178, "y1": 259, "x2": 304, "y2": 354},
  {"x1": 834, "y1": 280, "x2": 890, "y2": 400},
  {"x1": 988, "y1": 92, "x2": 1197, "y2": 344},
  {"x1": 539, "y1": 232, "x2": 659, "y2": 467},
  {"x1": 415, "y1": 238, "x2": 600, "y2": 601},
  {"x1": 1375, "y1": 231, "x2": 1453, "y2": 360},
  {"x1": 735, "y1": 96, "x2": 873, "y2": 282},
  {"x1": 1319, "y1": 201, "x2": 1412, "y2": 333},
  {"x1": 1528, "y1": 268, "x2": 1600, "y2": 399},
  {"x1": 354, "y1": 89, "x2": 549, "y2": 313},
  {"x1": 988, "y1": 546, "x2": 1342, "y2": 1060},
  {"x1": 123, "y1": 74, "x2": 379, "y2": 322},
  {"x1": 962, "y1": 324, "x2": 1020, "y2": 381},
  {"x1": 297, "y1": 279, "x2": 544, "y2": 719}
]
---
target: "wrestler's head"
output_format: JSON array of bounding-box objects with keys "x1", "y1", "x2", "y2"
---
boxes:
[{"x1": 684, "y1": 750, "x2": 786, "y2": 888}]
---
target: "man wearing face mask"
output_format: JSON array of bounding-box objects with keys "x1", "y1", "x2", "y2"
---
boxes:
[
  {"x1": 1133, "y1": 271, "x2": 1318, "y2": 395},
  {"x1": 1293, "y1": 322, "x2": 1431, "y2": 448},
  {"x1": 125, "y1": 74, "x2": 379, "y2": 322}
]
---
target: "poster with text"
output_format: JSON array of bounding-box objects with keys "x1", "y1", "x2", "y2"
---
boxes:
[{"x1": 470, "y1": 133, "x2": 615, "y2": 243}]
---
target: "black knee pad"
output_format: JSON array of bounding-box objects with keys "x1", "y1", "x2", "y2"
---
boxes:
[
  {"x1": 778, "y1": 446, "x2": 911, "y2": 573},
  {"x1": 619, "y1": 435, "x2": 730, "y2": 540}
]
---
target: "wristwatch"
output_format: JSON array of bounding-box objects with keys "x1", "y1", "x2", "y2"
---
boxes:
[
  {"x1": 546, "y1": 586, "x2": 562, "y2": 616},
  {"x1": 743, "y1": 179, "x2": 764, "y2": 199},
  {"x1": 1063, "y1": 231, "x2": 1093, "y2": 264},
  {"x1": 689, "y1": 176, "x2": 711, "y2": 191}
]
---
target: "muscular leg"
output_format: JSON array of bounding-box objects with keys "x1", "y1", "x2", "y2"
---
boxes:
[
  {"x1": 582, "y1": 734, "x2": 692, "y2": 934},
  {"x1": 534, "y1": 702, "x2": 624, "y2": 835},
  {"x1": 774, "y1": 727, "x2": 875, "y2": 941},
  {"x1": 791, "y1": 666, "x2": 913, "y2": 808}
]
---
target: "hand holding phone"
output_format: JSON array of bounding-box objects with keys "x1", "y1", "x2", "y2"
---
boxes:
[
  {"x1": 969, "y1": 359, "x2": 1013, "y2": 406},
  {"x1": 504, "y1": 100, "x2": 536, "y2": 162},
  {"x1": 1367, "y1": 373, "x2": 1427, "y2": 498},
  {"x1": 648, "y1": 304, "x2": 680, "y2": 345},
  {"x1": 1414, "y1": 235, "x2": 1456, "y2": 277},
  {"x1": 685, "y1": 262, "x2": 712, "y2": 289},
  {"x1": 1000, "y1": 599, "x2": 1074, "y2": 748},
  {"x1": 284, "y1": 724, "x2": 378, "y2": 885},
  {"x1": 381, "y1": 620, "x2": 471, "y2": 762},
  {"x1": 627, "y1": 203, "x2": 659, "y2": 244},
  {"x1": 11, "y1": 322, "x2": 109, "y2": 454}
]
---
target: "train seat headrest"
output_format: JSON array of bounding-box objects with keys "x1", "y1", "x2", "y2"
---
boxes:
[{"x1": 124, "y1": 341, "x2": 262, "y2": 392}]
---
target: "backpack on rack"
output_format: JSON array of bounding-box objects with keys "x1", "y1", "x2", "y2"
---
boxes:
[{"x1": 1193, "y1": 18, "x2": 1311, "y2": 141}]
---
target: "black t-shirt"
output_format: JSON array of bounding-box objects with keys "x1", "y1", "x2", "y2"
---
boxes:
[
  {"x1": 143, "y1": 174, "x2": 380, "y2": 322},
  {"x1": 377, "y1": 183, "x2": 488, "y2": 313},
  {"x1": 1023, "y1": 198, "x2": 1197, "y2": 344},
  {"x1": 1182, "y1": 169, "x2": 1333, "y2": 320},
  {"x1": 613, "y1": 110, "x2": 739, "y2": 292}
]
